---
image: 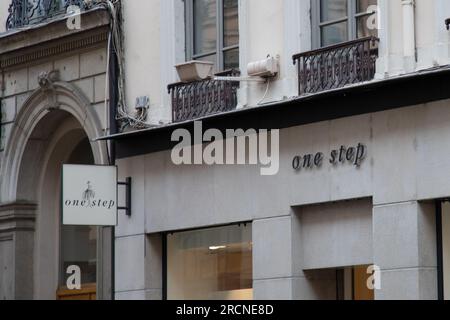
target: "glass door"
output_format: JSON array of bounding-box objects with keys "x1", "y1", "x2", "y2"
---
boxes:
[
  {"x1": 57, "y1": 225, "x2": 97, "y2": 300},
  {"x1": 57, "y1": 138, "x2": 97, "y2": 300}
]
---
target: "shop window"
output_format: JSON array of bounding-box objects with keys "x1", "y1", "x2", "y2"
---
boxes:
[
  {"x1": 60, "y1": 225, "x2": 97, "y2": 286},
  {"x1": 166, "y1": 223, "x2": 252, "y2": 300},
  {"x1": 185, "y1": 0, "x2": 240, "y2": 71},
  {"x1": 311, "y1": 0, "x2": 378, "y2": 47},
  {"x1": 336, "y1": 265, "x2": 375, "y2": 300},
  {"x1": 57, "y1": 138, "x2": 97, "y2": 300}
]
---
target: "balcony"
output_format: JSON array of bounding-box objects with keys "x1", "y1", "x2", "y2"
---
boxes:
[
  {"x1": 6, "y1": 0, "x2": 100, "y2": 30},
  {"x1": 168, "y1": 69, "x2": 240, "y2": 123},
  {"x1": 293, "y1": 36, "x2": 379, "y2": 96}
]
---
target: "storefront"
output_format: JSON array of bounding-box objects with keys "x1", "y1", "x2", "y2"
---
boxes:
[
  {"x1": 165, "y1": 223, "x2": 253, "y2": 300},
  {"x1": 103, "y1": 68, "x2": 450, "y2": 300}
]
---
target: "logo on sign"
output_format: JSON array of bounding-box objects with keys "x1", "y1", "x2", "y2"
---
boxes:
[
  {"x1": 83, "y1": 181, "x2": 96, "y2": 206},
  {"x1": 62, "y1": 165, "x2": 118, "y2": 226}
]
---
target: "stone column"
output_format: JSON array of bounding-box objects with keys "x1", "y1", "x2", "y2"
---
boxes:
[
  {"x1": 253, "y1": 215, "x2": 295, "y2": 300},
  {"x1": 373, "y1": 201, "x2": 438, "y2": 300},
  {"x1": 252, "y1": 214, "x2": 337, "y2": 300},
  {"x1": 0, "y1": 202, "x2": 36, "y2": 300},
  {"x1": 145, "y1": 234, "x2": 163, "y2": 300}
]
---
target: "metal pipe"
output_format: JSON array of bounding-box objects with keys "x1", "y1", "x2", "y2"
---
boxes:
[{"x1": 402, "y1": 0, "x2": 416, "y2": 60}]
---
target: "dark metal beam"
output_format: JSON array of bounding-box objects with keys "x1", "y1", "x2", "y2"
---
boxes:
[{"x1": 97, "y1": 67, "x2": 450, "y2": 159}]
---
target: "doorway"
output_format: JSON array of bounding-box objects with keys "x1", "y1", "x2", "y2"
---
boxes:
[
  {"x1": 336, "y1": 265, "x2": 375, "y2": 300},
  {"x1": 2, "y1": 81, "x2": 111, "y2": 299},
  {"x1": 57, "y1": 138, "x2": 97, "y2": 300},
  {"x1": 14, "y1": 111, "x2": 100, "y2": 300},
  {"x1": 437, "y1": 201, "x2": 450, "y2": 300}
]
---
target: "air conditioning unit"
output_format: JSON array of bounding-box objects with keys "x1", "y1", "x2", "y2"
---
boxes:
[
  {"x1": 175, "y1": 61, "x2": 214, "y2": 82},
  {"x1": 247, "y1": 56, "x2": 279, "y2": 78}
]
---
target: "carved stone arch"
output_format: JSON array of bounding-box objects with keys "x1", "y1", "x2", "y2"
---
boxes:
[
  {"x1": 0, "y1": 79, "x2": 108, "y2": 203},
  {"x1": 0, "y1": 78, "x2": 110, "y2": 299}
]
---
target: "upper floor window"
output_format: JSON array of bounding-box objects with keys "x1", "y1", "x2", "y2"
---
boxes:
[
  {"x1": 312, "y1": 0, "x2": 378, "y2": 48},
  {"x1": 186, "y1": 0, "x2": 239, "y2": 72}
]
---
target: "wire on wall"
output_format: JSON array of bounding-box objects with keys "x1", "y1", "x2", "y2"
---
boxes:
[{"x1": 101, "y1": 0, "x2": 152, "y2": 130}]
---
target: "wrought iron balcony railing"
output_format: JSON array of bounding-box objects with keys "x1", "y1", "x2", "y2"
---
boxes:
[
  {"x1": 6, "y1": 0, "x2": 99, "y2": 30},
  {"x1": 168, "y1": 69, "x2": 240, "y2": 123},
  {"x1": 293, "y1": 36, "x2": 379, "y2": 96}
]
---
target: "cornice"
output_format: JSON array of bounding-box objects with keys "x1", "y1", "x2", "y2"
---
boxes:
[
  {"x1": 0, "y1": 201, "x2": 37, "y2": 233},
  {"x1": 0, "y1": 8, "x2": 110, "y2": 70},
  {"x1": 0, "y1": 201, "x2": 37, "y2": 213}
]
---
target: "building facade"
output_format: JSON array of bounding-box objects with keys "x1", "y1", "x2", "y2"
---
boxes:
[{"x1": 2, "y1": 0, "x2": 450, "y2": 300}]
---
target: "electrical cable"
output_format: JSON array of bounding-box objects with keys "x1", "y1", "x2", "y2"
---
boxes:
[
  {"x1": 101, "y1": 0, "x2": 152, "y2": 129},
  {"x1": 257, "y1": 79, "x2": 271, "y2": 105}
]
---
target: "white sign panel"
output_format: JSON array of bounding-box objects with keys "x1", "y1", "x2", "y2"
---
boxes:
[{"x1": 62, "y1": 164, "x2": 117, "y2": 226}]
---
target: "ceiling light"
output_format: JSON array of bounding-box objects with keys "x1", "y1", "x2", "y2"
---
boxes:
[{"x1": 209, "y1": 246, "x2": 226, "y2": 251}]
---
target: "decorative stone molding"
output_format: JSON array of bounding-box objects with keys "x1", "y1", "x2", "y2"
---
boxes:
[
  {"x1": 0, "y1": 201, "x2": 37, "y2": 233},
  {"x1": 0, "y1": 28, "x2": 108, "y2": 70},
  {"x1": 38, "y1": 70, "x2": 60, "y2": 109},
  {"x1": 0, "y1": 81, "x2": 108, "y2": 203},
  {"x1": 38, "y1": 70, "x2": 60, "y2": 90}
]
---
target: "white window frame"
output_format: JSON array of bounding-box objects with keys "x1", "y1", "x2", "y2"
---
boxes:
[
  {"x1": 311, "y1": 0, "x2": 377, "y2": 48},
  {"x1": 185, "y1": 0, "x2": 239, "y2": 71}
]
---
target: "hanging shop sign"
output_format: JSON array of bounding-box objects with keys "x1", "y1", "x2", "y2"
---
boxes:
[
  {"x1": 62, "y1": 164, "x2": 118, "y2": 226},
  {"x1": 292, "y1": 143, "x2": 367, "y2": 171}
]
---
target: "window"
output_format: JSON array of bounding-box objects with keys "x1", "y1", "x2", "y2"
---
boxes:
[
  {"x1": 60, "y1": 225, "x2": 97, "y2": 286},
  {"x1": 312, "y1": 0, "x2": 378, "y2": 48},
  {"x1": 166, "y1": 224, "x2": 252, "y2": 300},
  {"x1": 336, "y1": 266, "x2": 375, "y2": 300},
  {"x1": 186, "y1": 0, "x2": 239, "y2": 72}
]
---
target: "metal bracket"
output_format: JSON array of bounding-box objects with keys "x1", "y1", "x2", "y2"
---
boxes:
[{"x1": 118, "y1": 177, "x2": 132, "y2": 217}]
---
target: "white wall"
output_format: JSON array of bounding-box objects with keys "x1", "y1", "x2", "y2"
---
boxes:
[
  {"x1": 299, "y1": 200, "x2": 373, "y2": 270},
  {"x1": 0, "y1": 0, "x2": 9, "y2": 34},
  {"x1": 377, "y1": 0, "x2": 450, "y2": 77},
  {"x1": 121, "y1": 0, "x2": 164, "y2": 125}
]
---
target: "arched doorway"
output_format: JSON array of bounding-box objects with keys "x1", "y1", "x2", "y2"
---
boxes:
[
  {"x1": 0, "y1": 80, "x2": 110, "y2": 300},
  {"x1": 59, "y1": 137, "x2": 98, "y2": 300},
  {"x1": 31, "y1": 114, "x2": 98, "y2": 299}
]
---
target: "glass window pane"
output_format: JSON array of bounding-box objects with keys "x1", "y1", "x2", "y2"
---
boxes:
[
  {"x1": 167, "y1": 224, "x2": 253, "y2": 300},
  {"x1": 61, "y1": 225, "x2": 97, "y2": 285},
  {"x1": 223, "y1": 0, "x2": 239, "y2": 47},
  {"x1": 196, "y1": 54, "x2": 217, "y2": 73},
  {"x1": 321, "y1": 21, "x2": 348, "y2": 46},
  {"x1": 224, "y1": 48, "x2": 239, "y2": 70},
  {"x1": 356, "y1": 0, "x2": 378, "y2": 14},
  {"x1": 194, "y1": 0, "x2": 217, "y2": 55},
  {"x1": 320, "y1": 0, "x2": 347, "y2": 22},
  {"x1": 356, "y1": 15, "x2": 378, "y2": 38}
]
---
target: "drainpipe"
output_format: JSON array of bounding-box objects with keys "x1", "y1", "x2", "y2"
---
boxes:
[
  {"x1": 402, "y1": 0, "x2": 416, "y2": 72},
  {"x1": 108, "y1": 28, "x2": 119, "y2": 302}
]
